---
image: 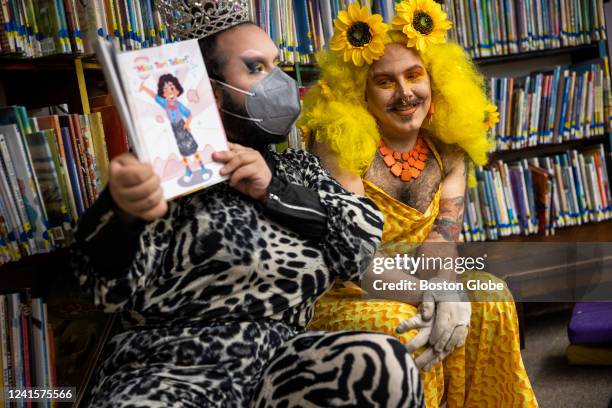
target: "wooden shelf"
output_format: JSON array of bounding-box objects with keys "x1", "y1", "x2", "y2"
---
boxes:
[
  {"x1": 473, "y1": 43, "x2": 602, "y2": 66},
  {"x1": 0, "y1": 54, "x2": 99, "y2": 71},
  {"x1": 278, "y1": 43, "x2": 604, "y2": 75},
  {"x1": 496, "y1": 219, "x2": 612, "y2": 242},
  {"x1": 0, "y1": 247, "x2": 71, "y2": 295},
  {"x1": 1, "y1": 42, "x2": 602, "y2": 74},
  {"x1": 489, "y1": 135, "x2": 610, "y2": 162}
]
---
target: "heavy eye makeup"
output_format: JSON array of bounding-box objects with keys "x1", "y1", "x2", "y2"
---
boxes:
[
  {"x1": 242, "y1": 55, "x2": 281, "y2": 75},
  {"x1": 244, "y1": 59, "x2": 266, "y2": 74},
  {"x1": 373, "y1": 76, "x2": 396, "y2": 89},
  {"x1": 403, "y1": 67, "x2": 426, "y2": 82},
  {"x1": 372, "y1": 68, "x2": 426, "y2": 89}
]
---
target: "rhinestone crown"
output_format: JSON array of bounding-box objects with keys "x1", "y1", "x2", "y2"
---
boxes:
[{"x1": 155, "y1": 0, "x2": 251, "y2": 40}]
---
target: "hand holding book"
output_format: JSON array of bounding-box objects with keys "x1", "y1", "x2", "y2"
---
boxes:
[
  {"x1": 108, "y1": 153, "x2": 168, "y2": 222},
  {"x1": 213, "y1": 143, "x2": 272, "y2": 202},
  {"x1": 96, "y1": 38, "x2": 230, "y2": 201}
]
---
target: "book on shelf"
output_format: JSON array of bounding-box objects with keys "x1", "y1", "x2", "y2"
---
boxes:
[
  {"x1": 0, "y1": 0, "x2": 170, "y2": 57},
  {"x1": 89, "y1": 94, "x2": 130, "y2": 161},
  {"x1": 0, "y1": 292, "x2": 56, "y2": 408},
  {"x1": 96, "y1": 37, "x2": 229, "y2": 200},
  {"x1": 488, "y1": 60, "x2": 612, "y2": 152},
  {"x1": 250, "y1": 0, "x2": 607, "y2": 64},
  {"x1": 462, "y1": 144, "x2": 612, "y2": 242},
  {"x1": 0, "y1": 104, "x2": 111, "y2": 265},
  {"x1": 444, "y1": 0, "x2": 607, "y2": 58}
]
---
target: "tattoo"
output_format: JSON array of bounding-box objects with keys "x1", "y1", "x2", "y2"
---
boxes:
[{"x1": 431, "y1": 196, "x2": 465, "y2": 241}]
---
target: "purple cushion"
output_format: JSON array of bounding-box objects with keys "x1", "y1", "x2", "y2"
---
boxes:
[{"x1": 568, "y1": 302, "x2": 612, "y2": 345}]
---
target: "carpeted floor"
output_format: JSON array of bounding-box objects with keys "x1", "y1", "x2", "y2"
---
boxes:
[{"x1": 521, "y1": 309, "x2": 612, "y2": 408}]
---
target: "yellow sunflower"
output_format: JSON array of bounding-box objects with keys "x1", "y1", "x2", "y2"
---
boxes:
[
  {"x1": 392, "y1": 0, "x2": 452, "y2": 52},
  {"x1": 330, "y1": 4, "x2": 388, "y2": 67},
  {"x1": 484, "y1": 104, "x2": 500, "y2": 129}
]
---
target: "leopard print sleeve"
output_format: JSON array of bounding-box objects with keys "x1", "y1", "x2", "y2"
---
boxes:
[
  {"x1": 70, "y1": 189, "x2": 177, "y2": 312},
  {"x1": 279, "y1": 149, "x2": 384, "y2": 282}
]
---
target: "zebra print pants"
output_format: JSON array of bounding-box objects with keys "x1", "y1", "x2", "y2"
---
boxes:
[{"x1": 85, "y1": 320, "x2": 424, "y2": 407}]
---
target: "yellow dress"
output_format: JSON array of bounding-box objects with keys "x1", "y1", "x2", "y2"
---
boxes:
[{"x1": 308, "y1": 142, "x2": 538, "y2": 407}]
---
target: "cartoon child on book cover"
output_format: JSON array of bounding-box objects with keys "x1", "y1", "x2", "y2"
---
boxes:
[
  {"x1": 117, "y1": 40, "x2": 229, "y2": 199},
  {"x1": 139, "y1": 74, "x2": 212, "y2": 179}
]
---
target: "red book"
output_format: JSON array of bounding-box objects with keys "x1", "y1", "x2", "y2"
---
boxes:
[
  {"x1": 19, "y1": 292, "x2": 32, "y2": 408},
  {"x1": 592, "y1": 153, "x2": 608, "y2": 209},
  {"x1": 92, "y1": 105, "x2": 129, "y2": 160}
]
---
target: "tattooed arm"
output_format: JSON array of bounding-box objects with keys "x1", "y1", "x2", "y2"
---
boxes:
[{"x1": 418, "y1": 145, "x2": 468, "y2": 280}]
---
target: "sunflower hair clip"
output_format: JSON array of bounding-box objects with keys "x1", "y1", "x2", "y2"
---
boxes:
[
  {"x1": 484, "y1": 104, "x2": 500, "y2": 130},
  {"x1": 330, "y1": 4, "x2": 389, "y2": 67},
  {"x1": 392, "y1": 0, "x2": 452, "y2": 52}
]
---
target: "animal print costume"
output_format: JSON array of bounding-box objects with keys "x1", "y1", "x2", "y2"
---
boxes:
[{"x1": 71, "y1": 148, "x2": 424, "y2": 407}]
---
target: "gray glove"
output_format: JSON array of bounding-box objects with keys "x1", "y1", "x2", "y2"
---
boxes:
[{"x1": 397, "y1": 277, "x2": 471, "y2": 371}]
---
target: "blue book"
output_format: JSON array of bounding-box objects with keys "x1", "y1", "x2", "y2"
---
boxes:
[
  {"x1": 557, "y1": 73, "x2": 571, "y2": 141},
  {"x1": 564, "y1": 162, "x2": 580, "y2": 222},
  {"x1": 484, "y1": 169, "x2": 503, "y2": 233},
  {"x1": 59, "y1": 127, "x2": 84, "y2": 215},
  {"x1": 330, "y1": 0, "x2": 340, "y2": 20},
  {"x1": 54, "y1": 0, "x2": 71, "y2": 53},
  {"x1": 509, "y1": 168, "x2": 528, "y2": 233},
  {"x1": 559, "y1": 154, "x2": 579, "y2": 221},
  {"x1": 573, "y1": 69, "x2": 584, "y2": 138},
  {"x1": 548, "y1": 67, "x2": 561, "y2": 142},
  {"x1": 522, "y1": 161, "x2": 538, "y2": 230},
  {"x1": 139, "y1": 0, "x2": 155, "y2": 47},
  {"x1": 570, "y1": 151, "x2": 588, "y2": 220},
  {"x1": 126, "y1": 0, "x2": 141, "y2": 46},
  {"x1": 292, "y1": 0, "x2": 313, "y2": 56}
]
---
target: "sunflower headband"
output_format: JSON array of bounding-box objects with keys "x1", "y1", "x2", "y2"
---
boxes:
[
  {"x1": 326, "y1": 0, "x2": 499, "y2": 131},
  {"x1": 330, "y1": 0, "x2": 452, "y2": 67}
]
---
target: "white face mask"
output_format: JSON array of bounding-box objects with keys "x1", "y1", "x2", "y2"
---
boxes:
[{"x1": 212, "y1": 67, "x2": 301, "y2": 140}]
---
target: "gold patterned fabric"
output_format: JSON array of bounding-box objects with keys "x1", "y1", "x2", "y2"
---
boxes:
[
  {"x1": 364, "y1": 138, "x2": 443, "y2": 244},
  {"x1": 309, "y1": 142, "x2": 538, "y2": 407}
]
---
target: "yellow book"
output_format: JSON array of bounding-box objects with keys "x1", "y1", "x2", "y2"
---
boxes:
[{"x1": 89, "y1": 113, "x2": 110, "y2": 188}]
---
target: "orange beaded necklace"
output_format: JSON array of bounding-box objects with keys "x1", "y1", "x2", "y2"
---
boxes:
[{"x1": 379, "y1": 137, "x2": 429, "y2": 182}]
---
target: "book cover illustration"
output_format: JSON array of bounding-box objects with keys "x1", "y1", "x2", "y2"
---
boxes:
[{"x1": 115, "y1": 39, "x2": 228, "y2": 199}]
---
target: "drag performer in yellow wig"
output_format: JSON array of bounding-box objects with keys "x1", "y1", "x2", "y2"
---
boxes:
[{"x1": 300, "y1": 1, "x2": 538, "y2": 406}]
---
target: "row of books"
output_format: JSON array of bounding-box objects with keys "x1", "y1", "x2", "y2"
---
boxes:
[
  {"x1": 0, "y1": 292, "x2": 57, "y2": 408},
  {"x1": 252, "y1": 0, "x2": 396, "y2": 65},
  {"x1": 461, "y1": 145, "x2": 612, "y2": 242},
  {"x1": 0, "y1": 105, "x2": 111, "y2": 265},
  {"x1": 0, "y1": 0, "x2": 171, "y2": 57},
  {"x1": 444, "y1": 0, "x2": 608, "y2": 59},
  {"x1": 489, "y1": 61, "x2": 612, "y2": 151},
  {"x1": 252, "y1": 0, "x2": 608, "y2": 64}
]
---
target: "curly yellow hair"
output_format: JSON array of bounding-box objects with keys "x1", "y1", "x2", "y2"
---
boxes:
[{"x1": 298, "y1": 30, "x2": 492, "y2": 176}]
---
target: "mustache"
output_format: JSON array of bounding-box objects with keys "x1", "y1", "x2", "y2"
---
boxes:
[{"x1": 385, "y1": 97, "x2": 425, "y2": 111}]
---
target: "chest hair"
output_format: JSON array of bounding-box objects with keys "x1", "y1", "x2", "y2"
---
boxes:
[{"x1": 364, "y1": 151, "x2": 443, "y2": 213}]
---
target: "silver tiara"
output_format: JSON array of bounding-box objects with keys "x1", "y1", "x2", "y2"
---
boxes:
[{"x1": 155, "y1": 0, "x2": 252, "y2": 40}]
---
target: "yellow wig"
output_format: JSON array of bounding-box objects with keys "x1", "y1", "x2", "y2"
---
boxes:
[{"x1": 298, "y1": 30, "x2": 492, "y2": 176}]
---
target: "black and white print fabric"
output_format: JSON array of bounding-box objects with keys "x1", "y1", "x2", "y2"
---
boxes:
[{"x1": 71, "y1": 149, "x2": 424, "y2": 407}]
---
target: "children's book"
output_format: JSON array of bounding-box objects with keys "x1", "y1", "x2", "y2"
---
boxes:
[{"x1": 96, "y1": 37, "x2": 229, "y2": 200}]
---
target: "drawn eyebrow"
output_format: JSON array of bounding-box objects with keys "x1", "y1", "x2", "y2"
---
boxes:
[
  {"x1": 370, "y1": 64, "x2": 425, "y2": 77},
  {"x1": 239, "y1": 49, "x2": 265, "y2": 58}
]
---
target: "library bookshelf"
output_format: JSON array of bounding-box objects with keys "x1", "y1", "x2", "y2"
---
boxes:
[
  {"x1": 1, "y1": 0, "x2": 612, "y2": 403},
  {"x1": 0, "y1": 57, "x2": 116, "y2": 406}
]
